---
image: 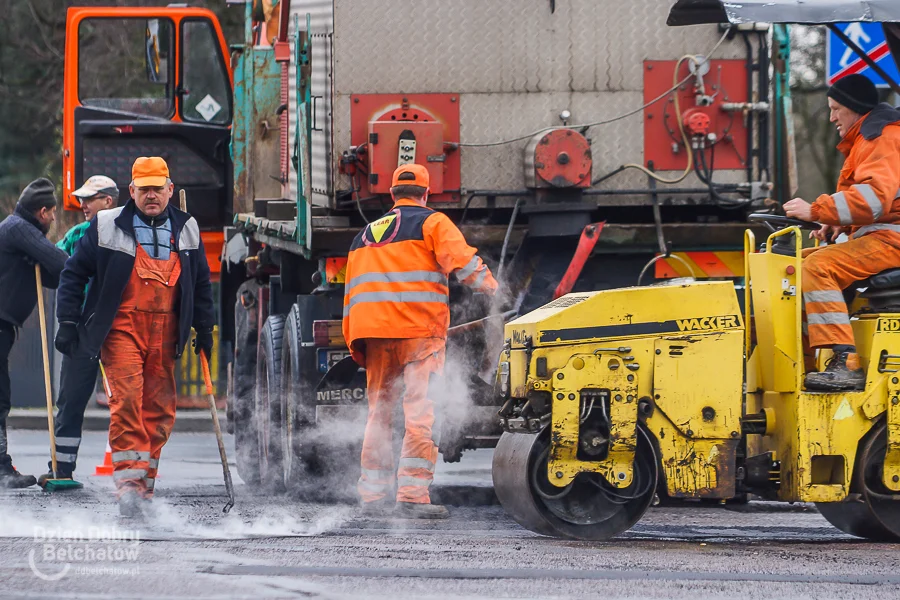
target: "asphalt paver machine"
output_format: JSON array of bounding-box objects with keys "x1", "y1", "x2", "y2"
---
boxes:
[{"x1": 491, "y1": 1, "x2": 900, "y2": 541}]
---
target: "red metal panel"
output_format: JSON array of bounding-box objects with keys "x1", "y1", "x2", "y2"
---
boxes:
[
  {"x1": 643, "y1": 60, "x2": 749, "y2": 172},
  {"x1": 367, "y1": 121, "x2": 445, "y2": 193},
  {"x1": 350, "y1": 94, "x2": 460, "y2": 203}
]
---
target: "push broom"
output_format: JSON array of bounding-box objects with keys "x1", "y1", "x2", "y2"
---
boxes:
[{"x1": 36, "y1": 264, "x2": 83, "y2": 492}]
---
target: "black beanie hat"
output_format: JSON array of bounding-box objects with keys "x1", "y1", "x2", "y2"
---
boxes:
[
  {"x1": 17, "y1": 178, "x2": 58, "y2": 213},
  {"x1": 827, "y1": 74, "x2": 879, "y2": 115}
]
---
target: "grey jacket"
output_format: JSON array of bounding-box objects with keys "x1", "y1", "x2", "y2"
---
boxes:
[{"x1": 0, "y1": 206, "x2": 68, "y2": 327}]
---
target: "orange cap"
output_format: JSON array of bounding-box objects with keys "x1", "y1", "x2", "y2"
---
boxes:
[
  {"x1": 391, "y1": 164, "x2": 429, "y2": 189},
  {"x1": 132, "y1": 157, "x2": 170, "y2": 188}
]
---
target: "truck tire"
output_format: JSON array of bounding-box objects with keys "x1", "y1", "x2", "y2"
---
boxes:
[
  {"x1": 280, "y1": 304, "x2": 363, "y2": 501},
  {"x1": 232, "y1": 281, "x2": 260, "y2": 486},
  {"x1": 280, "y1": 304, "x2": 322, "y2": 489},
  {"x1": 256, "y1": 313, "x2": 287, "y2": 493}
]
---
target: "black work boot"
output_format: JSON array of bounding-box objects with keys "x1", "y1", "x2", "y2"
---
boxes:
[
  {"x1": 360, "y1": 498, "x2": 394, "y2": 517},
  {"x1": 118, "y1": 490, "x2": 145, "y2": 519},
  {"x1": 804, "y1": 351, "x2": 866, "y2": 392},
  {"x1": 394, "y1": 501, "x2": 450, "y2": 520},
  {"x1": 0, "y1": 461, "x2": 37, "y2": 489}
]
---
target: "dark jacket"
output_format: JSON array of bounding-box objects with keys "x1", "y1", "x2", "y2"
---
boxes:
[
  {"x1": 56, "y1": 201, "x2": 215, "y2": 359},
  {"x1": 0, "y1": 206, "x2": 68, "y2": 327}
]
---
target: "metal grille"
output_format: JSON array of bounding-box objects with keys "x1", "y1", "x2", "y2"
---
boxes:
[{"x1": 82, "y1": 137, "x2": 221, "y2": 188}]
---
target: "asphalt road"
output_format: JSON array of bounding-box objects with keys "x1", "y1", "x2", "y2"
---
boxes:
[{"x1": 0, "y1": 430, "x2": 898, "y2": 599}]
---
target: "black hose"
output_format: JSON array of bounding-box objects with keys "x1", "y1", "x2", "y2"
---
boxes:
[{"x1": 496, "y1": 198, "x2": 523, "y2": 284}]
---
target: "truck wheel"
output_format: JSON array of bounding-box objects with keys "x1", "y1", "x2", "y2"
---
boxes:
[
  {"x1": 232, "y1": 281, "x2": 260, "y2": 485},
  {"x1": 280, "y1": 304, "x2": 322, "y2": 490},
  {"x1": 256, "y1": 314, "x2": 286, "y2": 493}
]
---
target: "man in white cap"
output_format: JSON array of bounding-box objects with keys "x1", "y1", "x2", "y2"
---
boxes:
[{"x1": 38, "y1": 176, "x2": 118, "y2": 488}]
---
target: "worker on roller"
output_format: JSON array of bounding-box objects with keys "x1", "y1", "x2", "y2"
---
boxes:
[
  {"x1": 55, "y1": 157, "x2": 215, "y2": 517},
  {"x1": 343, "y1": 164, "x2": 499, "y2": 519},
  {"x1": 784, "y1": 74, "x2": 900, "y2": 391},
  {"x1": 38, "y1": 175, "x2": 118, "y2": 489},
  {"x1": 0, "y1": 179, "x2": 68, "y2": 488}
]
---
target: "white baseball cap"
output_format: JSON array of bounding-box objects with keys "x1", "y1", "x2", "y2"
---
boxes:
[{"x1": 72, "y1": 175, "x2": 119, "y2": 201}]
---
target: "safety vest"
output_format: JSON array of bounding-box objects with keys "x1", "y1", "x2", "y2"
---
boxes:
[{"x1": 342, "y1": 199, "x2": 497, "y2": 349}]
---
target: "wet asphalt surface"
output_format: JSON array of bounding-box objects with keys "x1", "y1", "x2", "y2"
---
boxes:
[{"x1": 0, "y1": 430, "x2": 898, "y2": 599}]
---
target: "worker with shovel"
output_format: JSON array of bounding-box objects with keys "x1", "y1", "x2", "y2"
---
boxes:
[
  {"x1": 0, "y1": 179, "x2": 68, "y2": 488},
  {"x1": 55, "y1": 157, "x2": 215, "y2": 517},
  {"x1": 343, "y1": 164, "x2": 498, "y2": 519},
  {"x1": 38, "y1": 176, "x2": 118, "y2": 489}
]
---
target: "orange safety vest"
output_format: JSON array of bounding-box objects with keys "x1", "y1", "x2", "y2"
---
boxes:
[
  {"x1": 811, "y1": 103, "x2": 900, "y2": 239},
  {"x1": 342, "y1": 199, "x2": 497, "y2": 352}
]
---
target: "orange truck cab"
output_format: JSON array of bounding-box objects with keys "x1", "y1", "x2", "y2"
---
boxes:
[{"x1": 62, "y1": 7, "x2": 232, "y2": 277}]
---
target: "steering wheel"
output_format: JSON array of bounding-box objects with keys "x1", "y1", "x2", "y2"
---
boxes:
[{"x1": 748, "y1": 213, "x2": 820, "y2": 232}]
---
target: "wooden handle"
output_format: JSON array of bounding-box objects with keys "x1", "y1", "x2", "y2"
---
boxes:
[
  {"x1": 200, "y1": 350, "x2": 214, "y2": 396},
  {"x1": 35, "y1": 264, "x2": 57, "y2": 477},
  {"x1": 179, "y1": 188, "x2": 187, "y2": 212}
]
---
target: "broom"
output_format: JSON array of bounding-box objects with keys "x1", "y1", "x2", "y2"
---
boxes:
[{"x1": 36, "y1": 264, "x2": 83, "y2": 492}]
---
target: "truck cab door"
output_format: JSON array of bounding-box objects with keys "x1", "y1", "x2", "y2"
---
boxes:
[{"x1": 62, "y1": 7, "x2": 232, "y2": 272}]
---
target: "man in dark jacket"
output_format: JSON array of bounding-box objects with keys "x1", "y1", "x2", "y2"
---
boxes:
[
  {"x1": 55, "y1": 157, "x2": 215, "y2": 517},
  {"x1": 0, "y1": 179, "x2": 68, "y2": 488}
]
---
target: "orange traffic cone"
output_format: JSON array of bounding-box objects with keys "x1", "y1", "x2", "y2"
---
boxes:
[{"x1": 95, "y1": 442, "x2": 113, "y2": 476}]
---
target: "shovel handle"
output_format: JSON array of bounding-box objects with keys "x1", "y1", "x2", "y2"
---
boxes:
[{"x1": 200, "y1": 350, "x2": 214, "y2": 396}]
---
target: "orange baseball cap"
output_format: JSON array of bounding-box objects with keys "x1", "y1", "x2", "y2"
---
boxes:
[
  {"x1": 132, "y1": 157, "x2": 170, "y2": 188},
  {"x1": 391, "y1": 164, "x2": 429, "y2": 189}
]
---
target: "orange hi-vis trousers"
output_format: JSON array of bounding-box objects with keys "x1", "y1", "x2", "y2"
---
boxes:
[
  {"x1": 102, "y1": 245, "x2": 181, "y2": 498},
  {"x1": 803, "y1": 231, "x2": 900, "y2": 349},
  {"x1": 358, "y1": 337, "x2": 445, "y2": 504}
]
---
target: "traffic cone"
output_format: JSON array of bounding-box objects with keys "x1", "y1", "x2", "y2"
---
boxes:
[{"x1": 94, "y1": 442, "x2": 113, "y2": 476}]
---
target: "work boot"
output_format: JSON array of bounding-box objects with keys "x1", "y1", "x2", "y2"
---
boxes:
[
  {"x1": 394, "y1": 501, "x2": 449, "y2": 520},
  {"x1": 804, "y1": 351, "x2": 866, "y2": 392},
  {"x1": 0, "y1": 461, "x2": 37, "y2": 489},
  {"x1": 118, "y1": 490, "x2": 144, "y2": 519},
  {"x1": 359, "y1": 498, "x2": 394, "y2": 517}
]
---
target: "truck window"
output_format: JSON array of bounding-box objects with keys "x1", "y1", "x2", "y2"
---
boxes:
[
  {"x1": 77, "y1": 18, "x2": 174, "y2": 118},
  {"x1": 181, "y1": 19, "x2": 231, "y2": 125}
]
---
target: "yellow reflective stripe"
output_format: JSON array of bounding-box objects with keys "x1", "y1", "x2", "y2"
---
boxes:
[
  {"x1": 456, "y1": 256, "x2": 481, "y2": 280},
  {"x1": 833, "y1": 191, "x2": 852, "y2": 225},
  {"x1": 345, "y1": 270, "x2": 448, "y2": 294},
  {"x1": 397, "y1": 476, "x2": 433, "y2": 489},
  {"x1": 113, "y1": 468, "x2": 147, "y2": 481},
  {"x1": 807, "y1": 312, "x2": 851, "y2": 325},
  {"x1": 398, "y1": 458, "x2": 435, "y2": 471},
  {"x1": 853, "y1": 184, "x2": 883, "y2": 219},
  {"x1": 343, "y1": 291, "x2": 447, "y2": 316},
  {"x1": 111, "y1": 451, "x2": 150, "y2": 463},
  {"x1": 854, "y1": 223, "x2": 900, "y2": 238}
]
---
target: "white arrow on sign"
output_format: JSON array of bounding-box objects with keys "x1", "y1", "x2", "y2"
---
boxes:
[{"x1": 840, "y1": 22, "x2": 872, "y2": 68}]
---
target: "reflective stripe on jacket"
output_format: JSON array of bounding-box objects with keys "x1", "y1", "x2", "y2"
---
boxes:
[
  {"x1": 811, "y1": 103, "x2": 900, "y2": 239},
  {"x1": 342, "y1": 199, "x2": 498, "y2": 349}
]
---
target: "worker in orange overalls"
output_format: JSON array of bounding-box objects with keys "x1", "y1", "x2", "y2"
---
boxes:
[
  {"x1": 55, "y1": 157, "x2": 215, "y2": 517},
  {"x1": 785, "y1": 74, "x2": 900, "y2": 391},
  {"x1": 343, "y1": 164, "x2": 499, "y2": 519}
]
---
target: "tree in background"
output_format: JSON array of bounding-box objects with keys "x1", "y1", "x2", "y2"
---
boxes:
[{"x1": 0, "y1": 0, "x2": 241, "y2": 229}]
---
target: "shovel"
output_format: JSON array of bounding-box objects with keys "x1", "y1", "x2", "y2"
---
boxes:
[{"x1": 200, "y1": 351, "x2": 235, "y2": 513}]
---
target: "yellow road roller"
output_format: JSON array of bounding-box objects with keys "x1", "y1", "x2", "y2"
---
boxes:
[{"x1": 492, "y1": 216, "x2": 900, "y2": 541}]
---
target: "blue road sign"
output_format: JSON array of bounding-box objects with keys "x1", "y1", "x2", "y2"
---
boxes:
[{"x1": 827, "y1": 22, "x2": 900, "y2": 88}]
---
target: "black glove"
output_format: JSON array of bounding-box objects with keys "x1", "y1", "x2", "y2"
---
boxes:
[
  {"x1": 55, "y1": 322, "x2": 79, "y2": 356},
  {"x1": 193, "y1": 328, "x2": 214, "y2": 359}
]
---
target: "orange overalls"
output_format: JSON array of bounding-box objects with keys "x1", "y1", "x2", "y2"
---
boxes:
[
  {"x1": 803, "y1": 107, "x2": 900, "y2": 350},
  {"x1": 343, "y1": 199, "x2": 498, "y2": 504},
  {"x1": 102, "y1": 245, "x2": 181, "y2": 498}
]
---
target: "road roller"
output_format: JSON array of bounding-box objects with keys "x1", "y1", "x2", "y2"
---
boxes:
[{"x1": 492, "y1": 215, "x2": 900, "y2": 541}]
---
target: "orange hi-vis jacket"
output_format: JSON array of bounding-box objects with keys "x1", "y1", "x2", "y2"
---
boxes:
[
  {"x1": 810, "y1": 103, "x2": 900, "y2": 240},
  {"x1": 342, "y1": 199, "x2": 498, "y2": 356}
]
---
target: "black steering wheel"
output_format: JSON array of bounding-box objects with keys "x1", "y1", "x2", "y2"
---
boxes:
[{"x1": 748, "y1": 213, "x2": 820, "y2": 232}]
